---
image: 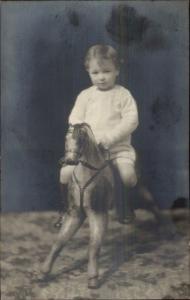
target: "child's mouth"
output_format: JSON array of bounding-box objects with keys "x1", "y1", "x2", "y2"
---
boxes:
[{"x1": 98, "y1": 82, "x2": 106, "y2": 86}]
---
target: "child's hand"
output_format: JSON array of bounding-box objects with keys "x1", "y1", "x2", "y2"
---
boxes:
[{"x1": 98, "y1": 135, "x2": 112, "y2": 149}]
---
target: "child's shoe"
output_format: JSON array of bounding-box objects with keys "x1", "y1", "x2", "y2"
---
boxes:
[{"x1": 118, "y1": 210, "x2": 136, "y2": 225}]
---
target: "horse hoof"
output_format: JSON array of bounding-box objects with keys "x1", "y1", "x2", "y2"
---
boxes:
[
  {"x1": 41, "y1": 263, "x2": 52, "y2": 276},
  {"x1": 54, "y1": 214, "x2": 66, "y2": 228},
  {"x1": 88, "y1": 277, "x2": 99, "y2": 289},
  {"x1": 54, "y1": 219, "x2": 63, "y2": 228},
  {"x1": 54, "y1": 222, "x2": 62, "y2": 228},
  {"x1": 32, "y1": 268, "x2": 47, "y2": 281}
]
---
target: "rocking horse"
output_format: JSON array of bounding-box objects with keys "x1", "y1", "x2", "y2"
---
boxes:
[{"x1": 41, "y1": 123, "x2": 114, "y2": 288}]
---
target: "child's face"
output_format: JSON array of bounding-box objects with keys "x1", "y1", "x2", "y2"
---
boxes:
[{"x1": 87, "y1": 59, "x2": 119, "y2": 90}]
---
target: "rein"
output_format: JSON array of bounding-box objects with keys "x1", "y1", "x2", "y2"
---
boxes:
[{"x1": 78, "y1": 159, "x2": 106, "y2": 170}]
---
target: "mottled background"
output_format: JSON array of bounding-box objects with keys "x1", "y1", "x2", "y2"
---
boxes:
[
  {"x1": 1, "y1": 210, "x2": 190, "y2": 299},
  {"x1": 1, "y1": 1, "x2": 189, "y2": 212}
]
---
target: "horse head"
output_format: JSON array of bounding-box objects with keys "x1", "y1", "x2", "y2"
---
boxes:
[{"x1": 64, "y1": 123, "x2": 97, "y2": 165}]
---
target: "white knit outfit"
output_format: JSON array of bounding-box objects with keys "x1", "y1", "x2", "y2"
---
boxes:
[{"x1": 69, "y1": 84, "x2": 139, "y2": 164}]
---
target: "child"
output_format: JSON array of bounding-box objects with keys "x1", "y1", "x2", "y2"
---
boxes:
[{"x1": 55, "y1": 44, "x2": 139, "y2": 227}]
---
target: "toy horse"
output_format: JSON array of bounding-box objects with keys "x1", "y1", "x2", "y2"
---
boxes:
[{"x1": 41, "y1": 123, "x2": 114, "y2": 288}]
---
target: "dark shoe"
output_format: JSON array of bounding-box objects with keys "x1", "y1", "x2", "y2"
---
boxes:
[
  {"x1": 54, "y1": 214, "x2": 65, "y2": 228},
  {"x1": 118, "y1": 212, "x2": 136, "y2": 225}
]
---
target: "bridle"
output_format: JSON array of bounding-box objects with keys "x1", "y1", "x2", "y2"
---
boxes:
[
  {"x1": 72, "y1": 160, "x2": 110, "y2": 210},
  {"x1": 64, "y1": 146, "x2": 111, "y2": 170}
]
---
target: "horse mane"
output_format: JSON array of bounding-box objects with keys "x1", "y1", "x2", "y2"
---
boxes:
[{"x1": 73, "y1": 123, "x2": 99, "y2": 159}]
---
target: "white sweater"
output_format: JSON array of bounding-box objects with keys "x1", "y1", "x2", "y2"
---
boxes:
[{"x1": 68, "y1": 85, "x2": 139, "y2": 161}]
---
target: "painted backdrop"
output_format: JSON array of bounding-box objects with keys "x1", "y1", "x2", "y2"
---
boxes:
[{"x1": 1, "y1": 1, "x2": 189, "y2": 211}]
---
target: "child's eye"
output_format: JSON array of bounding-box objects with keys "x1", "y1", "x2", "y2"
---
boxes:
[{"x1": 103, "y1": 70, "x2": 110, "y2": 73}]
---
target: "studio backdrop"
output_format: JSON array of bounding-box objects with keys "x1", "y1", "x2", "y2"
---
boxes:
[{"x1": 1, "y1": 1, "x2": 189, "y2": 211}]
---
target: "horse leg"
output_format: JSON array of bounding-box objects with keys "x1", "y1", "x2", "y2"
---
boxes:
[
  {"x1": 42, "y1": 209, "x2": 85, "y2": 275},
  {"x1": 54, "y1": 184, "x2": 68, "y2": 228},
  {"x1": 86, "y1": 209, "x2": 108, "y2": 288}
]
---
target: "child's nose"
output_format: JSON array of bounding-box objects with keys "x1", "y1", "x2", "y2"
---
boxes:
[{"x1": 99, "y1": 73, "x2": 106, "y2": 81}]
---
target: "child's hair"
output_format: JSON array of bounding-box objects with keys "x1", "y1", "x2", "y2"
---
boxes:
[{"x1": 84, "y1": 44, "x2": 120, "y2": 70}]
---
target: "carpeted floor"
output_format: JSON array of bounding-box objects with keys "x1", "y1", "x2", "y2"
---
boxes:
[{"x1": 1, "y1": 209, "x2": 190, "y2": 300}]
